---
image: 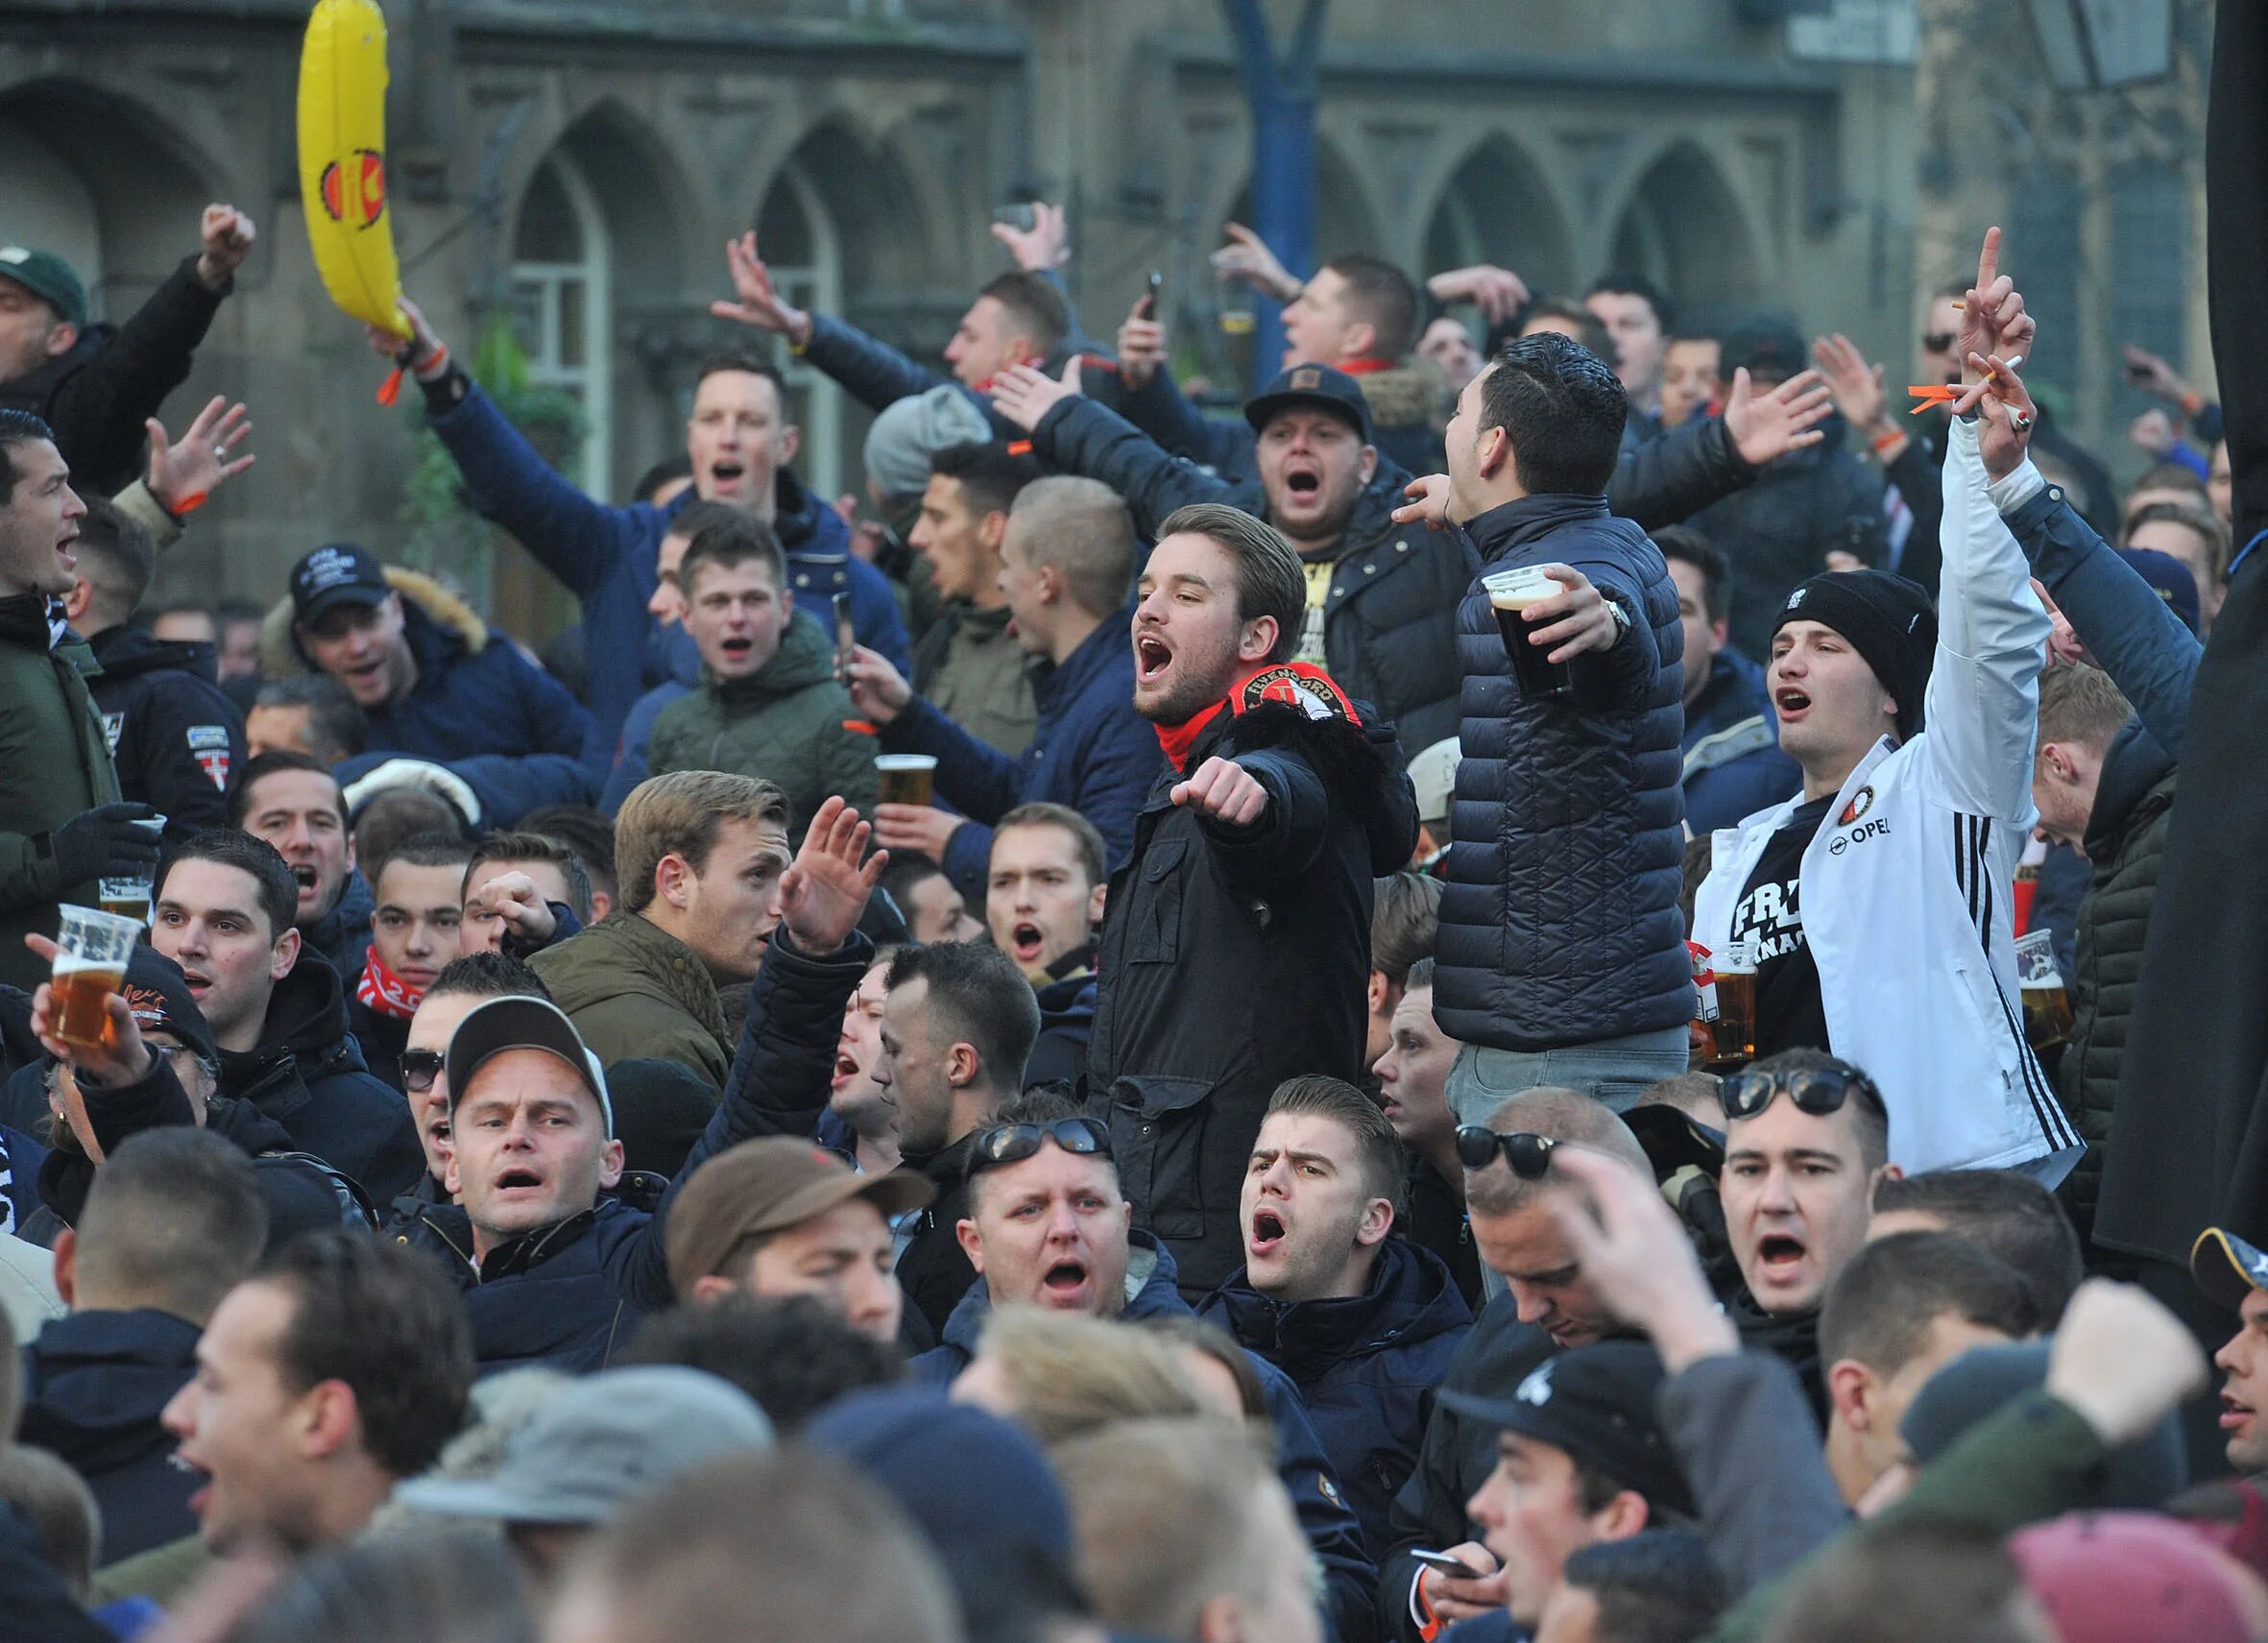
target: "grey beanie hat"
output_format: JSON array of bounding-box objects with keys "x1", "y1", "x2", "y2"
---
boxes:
[{"x1": 862, "y1": 383, "x2": 992, "y2": 503}]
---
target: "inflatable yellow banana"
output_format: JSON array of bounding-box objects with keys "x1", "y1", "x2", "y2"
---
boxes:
[{"x1": 298, "y1": 0, "x2": 409, "y2": 338}]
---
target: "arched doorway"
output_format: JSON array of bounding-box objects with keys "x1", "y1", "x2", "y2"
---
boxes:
[
  {"x1": 1422, "y1": 133, "x2": 1576, "y2": 302},
  {"x1": 1604, "y1": 143, "x2": 1761, "y2": 332}
]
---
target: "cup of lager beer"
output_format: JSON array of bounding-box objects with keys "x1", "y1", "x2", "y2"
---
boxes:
[
  {"x1": 1708, "y1": 937, "x2": 1758, "y2": 1068},
  {"x1": 2016, "y1": 929, "x2": 2072, "y2": 1051},
  {"x1": 875, "y1": 754, "x2": 939, "y2": 809},
  {"x1": 50, "y1": 905, "x2": 142, "y2": 1053},
  {"x1": 98, "y1": 814, "x2": 165, "y2": 927},
  {"x1": 1483, "y1": 564, "x2": 1576, "y2": 700}
]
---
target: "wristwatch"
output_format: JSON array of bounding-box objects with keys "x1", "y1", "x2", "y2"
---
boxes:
[{"x1": 1604, "y1": 593, "x2": 1633, "y2": 637}]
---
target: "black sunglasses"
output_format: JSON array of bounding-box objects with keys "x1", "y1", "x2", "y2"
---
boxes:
[
  {"x1": 1454, "y1": 1125, "x2": 1558, "y2": 1179},
  {"x1": 966, "y1": 1117, "x2": 1112, "y2": 1182},
  {"x1": 1919, "y1": 330, "x2": 1958, "y2": 354},
  {"x1": 1716, "y1": 1064, "x2": 1887, "y2": 1124},
  {"x1": 398, "y1": 1049, "x2": 445, "y2": 1094}
]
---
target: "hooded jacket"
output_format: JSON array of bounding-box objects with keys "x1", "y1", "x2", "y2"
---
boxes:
[
  {"x1": 1691, "y1": 413, "x2": 1890, "y2": 657},
  {"x1": 645, "y1": 614, "x2": 879, "y2": 834},
  {"x1": 215, "y1": 953, "x2": 422, "y2": 1203},
  {"x1": 910, "y1": 1229, "x2": 1380, "y2": 1643},
  {"x1": 398, "y1": 927, "x2": 868, "y2": 1374},
  {"x1": 1030, "y1": 393, "x2": 1469, "y2": 755},
  {"x1": 1086, "y1": 692, "x2": 1417, "y2": 1293},
  {"x1": 0, "y1": 256, "x2": 228, "y2": 496},
  {"x1": 1681, "y1": 648, "x2": 1802, "y2": 836},
  {"x1": 16, "y1": 1308, "x2": 204, "y2": 1560},
  {"x1": 84, "y1": 626, "x2": 244, "y2": 840},
  {"x1": 1200, "y1": 1237, "x2": 1474, "y2": 1559},
  {"x1": 0, "y1": 599, "x2": 120, "y2": 993},
  {"x1": 1691, "y1": 423, "x2": 2080, "y2": 1174},
  {"x1": 881, "y1": 609, "x2": 1159, "y2": 903},
  {"x1": 422, "y1": 375, "x2": 908, "y2": 772},
  {"x1": 529, "y1": 911, "x2": 734, "y2": 1091},
  {"x1": 1434, "y1": 493, "x2": 1694, "y2": 1053},
  {"x1": 260, "y1": 569, "x2": 593, "y2": 824}
]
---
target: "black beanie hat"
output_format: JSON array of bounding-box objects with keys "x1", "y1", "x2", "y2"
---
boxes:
[{"x1": 1773, "y1": 569, "x2": 1937, "y2": 742}]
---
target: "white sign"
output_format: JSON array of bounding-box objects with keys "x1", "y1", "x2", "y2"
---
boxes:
[{"x1": 1789, "y1": 0, "x2": 1918, "y2": 65}]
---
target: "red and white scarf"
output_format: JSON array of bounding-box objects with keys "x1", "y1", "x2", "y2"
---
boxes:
[{"x1": 356, "y1": 949, "x2": 424, "y2": 1022}]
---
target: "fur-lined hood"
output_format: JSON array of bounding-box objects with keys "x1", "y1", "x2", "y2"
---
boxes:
[{"x1": 260, "y1": 568, "x2": 489, "y2": 680}]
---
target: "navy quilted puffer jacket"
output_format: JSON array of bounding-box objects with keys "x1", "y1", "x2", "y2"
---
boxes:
[{"x1": 1434, "y1": 494, "x2": 1694, "y2": 1050}]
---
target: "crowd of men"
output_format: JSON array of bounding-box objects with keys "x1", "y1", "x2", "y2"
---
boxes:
[{"x1": 0, "y1": 11, "x2": 2265, "y2": 1640}]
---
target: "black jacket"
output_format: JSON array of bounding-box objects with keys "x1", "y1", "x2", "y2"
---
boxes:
[
  {"x1": 895, "y1": 1131, "x2": 982, "y2": 1340},
  {"x1": 0, "y1": 257, "x2": 227, "y2": 496},
  {"x1": 344, "y1": 992, "x2": 411, "y2": 1095},
  {"x1": 1434, "y1": 495, "x2": 1693, "y2": 1051},
  {"x1": 218, "y1": 954, "x2": 422, "y2": 1204},
  {"x1": 1085, "y1": 698, "x2": 1417, "y2": 1293},
  {"x1": 2058, "y1": 724, "x2": 2178, "y2": 1242},
  {"x1": 84, "y1": 627, "x2": 245, "y2": 843},
  {"x1": 1691, "y1": 416, "x2": 1889, "y2": 657},
  {"x1": 1031, "y1": 395, "x2": 1471, "y2": 754},
  {"x1": 17, "y1": 1308, "x2": 204, "y2": 1560},
  {"x1": 1200, "y1": 1237, "x2": 1473, "y2": 1559},
  {"x1": 1380, "y1": 1294, "x2": 1556, "y2": 1641},
  {"x1": 0, "y1": 1503, "x2": 108, "y2": 1643},
  {"x1": 394, "y1": 928, "x2": 870, "y2": 1373}
]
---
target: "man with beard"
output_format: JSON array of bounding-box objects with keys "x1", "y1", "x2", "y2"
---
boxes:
[
  {"x1": 370, "y1": 303, "x2": 907, "y2": 771},
  {"x1": 1068, "y1": 502, "x2": 1415, "y2": 1293}
]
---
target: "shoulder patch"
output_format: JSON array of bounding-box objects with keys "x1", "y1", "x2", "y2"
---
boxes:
[{"x1": 185, "y1": 724, "x2": 230, "y2": 751}]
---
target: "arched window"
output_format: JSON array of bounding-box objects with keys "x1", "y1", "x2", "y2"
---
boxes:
[
  {"x1": 755, "y1": 160, "x2": 845, "y2": 497},
  {"x1": 510, "y1": 154, "x2": 612, "y2": 495}
]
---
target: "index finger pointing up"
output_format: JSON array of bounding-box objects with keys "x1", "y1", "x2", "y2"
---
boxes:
[{"x1": 1975, "y1": 226, "x2": 2002, "y2": 300}]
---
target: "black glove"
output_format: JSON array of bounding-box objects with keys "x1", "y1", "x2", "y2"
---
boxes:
[{"x1": 45, "y1": 802, "x2": 161, "y2": 887}]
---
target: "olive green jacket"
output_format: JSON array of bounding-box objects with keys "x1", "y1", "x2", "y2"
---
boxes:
[
  {"x1": 530, "y1": 911, "x2": 734, "y2": 1092},
  {"x1": 647, "y1": 616, "x2": 878, "y2": 833},
  {"x1": 0, "y1": 595, "x2": 120, "y2": 990}
]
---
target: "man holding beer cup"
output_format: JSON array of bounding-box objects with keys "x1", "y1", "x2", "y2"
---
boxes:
[
  {"x1": 1690, "y1": 229, "x2": 2082, "y2": 1181},
  {"x1": 1392, "y1": 332, "x2": 1696, "y2": 1120}
]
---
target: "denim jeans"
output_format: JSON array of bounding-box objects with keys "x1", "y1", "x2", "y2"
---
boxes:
[{"x1": 1445, "y1": 1025, "x2": 1696, "y2": 1129}]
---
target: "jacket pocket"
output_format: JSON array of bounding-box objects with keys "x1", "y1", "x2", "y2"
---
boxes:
[
  {"x1": 1123, "y1": 837, "x2": 1189, "y2": 965},
  {"x1": 1103, "y1": 1073, "x2": 1215, "y2": 1242}
]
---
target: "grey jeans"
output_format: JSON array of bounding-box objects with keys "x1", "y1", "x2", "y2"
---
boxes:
[{"x1": 1445, "y1": 1025, "x2": 1695, "y2": 1128}]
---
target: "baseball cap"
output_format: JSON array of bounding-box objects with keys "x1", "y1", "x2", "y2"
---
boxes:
[
  {"x1": 0, "y1": 247, "x2": 87, "y2": 329},
  {"x1": 395, "y1": 1365, "x2": 773, "y2": 1526},
  {"x1": 1441, "y1": 1341, "x2": 1694, "y2": 1517},
  {"x1": 1405, "y1": 737, "x2": 1460, "y2": 831},
  {"x1": 1244, "y1": 363, "x2": 1374, "y2": 445},
  {"x1": 664, "y1": 1137, "x2": 935, "y2": 1295},
  {"x1": 2117, "y1": 546, "x2": 2203, "y2": 636},
  {"x1": 2193, "y1": 1226, "x2": 2268, "y2": 1312},
  {"x1": 1720, "y1": 315, "x2": 1807, "y2": 383},
  {"x1": 289, "y1": 543, "x2": 392, "y2": 626},
  {"x1": 445, "y1": 995, "x2": 614, "y2": 1137}
]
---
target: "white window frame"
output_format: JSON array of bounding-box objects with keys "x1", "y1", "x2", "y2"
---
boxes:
[{"x1": 510, "y1": 153, "x2": 613, "y2": 497}]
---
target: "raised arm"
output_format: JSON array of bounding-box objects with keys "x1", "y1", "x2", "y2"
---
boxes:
[{"x1": 994, "y1": 363, "x2": 1241, "y2": 537}]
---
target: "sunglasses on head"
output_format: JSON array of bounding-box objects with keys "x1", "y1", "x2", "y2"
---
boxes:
[
  {"x1": 1453, "y1": 1125, "x2": 1558, "y2": 1179},
  {"x1": 1715, "y1": 1063, "x2": 1886, "y2": 1124},
  {"x1": 1919, "y1": 331, "x2": 1958, "y2": 354},
  {"x1": 965, "y1": 1117, "x2": 1113, "y2": 1182},
  {"x1": 399, "y1": 1049, "x2": 445, "y2": 1094}
]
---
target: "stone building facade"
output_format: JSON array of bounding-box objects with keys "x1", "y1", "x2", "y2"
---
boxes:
[{"x1": 0, "y1": 0, "x2": 2203, "y2": 638}]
